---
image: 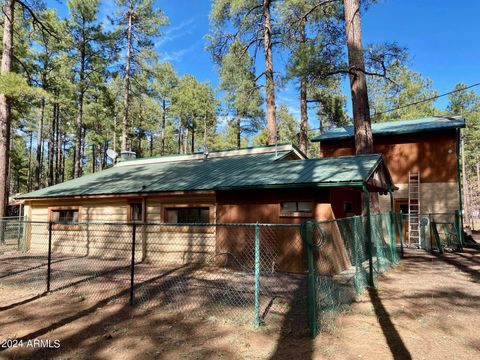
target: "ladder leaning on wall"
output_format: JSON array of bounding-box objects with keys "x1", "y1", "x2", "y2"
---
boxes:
[{"x1": 408, "y1": 172, "x2": 421, "y2": 247}]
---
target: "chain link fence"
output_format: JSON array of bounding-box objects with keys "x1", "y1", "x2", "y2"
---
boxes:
[
  {"x1": 306, "y1": 212, "x2": 401, "y2": 336},
  {"x1": 426, "y1": 212, "x2": 462, "y2": 252},
  {"x1": 1, "y1": 214, "x2": 403, "y2": 337}
]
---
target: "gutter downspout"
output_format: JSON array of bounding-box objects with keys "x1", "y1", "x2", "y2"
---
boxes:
[{"x1": 456, "y1": 128, "x2": 465, "y2": 246}]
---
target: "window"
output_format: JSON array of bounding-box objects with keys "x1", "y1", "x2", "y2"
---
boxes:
[
  {"x1": 165, "y1": 207, "x2": 210, "y2": 224},
  {"x1": 343, "y1": 202, "x2": 353, "y2": 214},
  {"x1": 280, "y1": 202, "x2": 313, "y2": 217},
  {"x1": 49, "y1": 207, "x2": 80, "y2": 230},
  {"x1": 51, "y1": 209, "x2": 79, "y2": 223},
  {"x1": 130, "y1": 203, "x2": 143, "y2": 222}
]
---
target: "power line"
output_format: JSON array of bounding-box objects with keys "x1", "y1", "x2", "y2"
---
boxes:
[
  {"x1": 372, "y1": 82, "x2": 480, "y2": 117},
  {"x1": 308, "y1": 81, "x2": 480, "y2": 131}
]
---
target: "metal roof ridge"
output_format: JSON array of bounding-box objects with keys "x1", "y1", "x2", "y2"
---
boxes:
[{"x1": 114, "y1": 144, "x2": 297, "y2": 167}]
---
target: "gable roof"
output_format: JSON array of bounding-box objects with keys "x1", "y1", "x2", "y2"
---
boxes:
[
  {"x1": 17, "y1": 146, "x2": 391, "y2": 199},
  {"x1": 311, "y1": 116, "x2": 465, "y2": 143}
]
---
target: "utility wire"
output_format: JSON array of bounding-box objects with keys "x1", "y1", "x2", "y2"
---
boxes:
[
  {"x1": 372, "y1": 82, "x2": 480, "y2": 117},
  {"x1": 309, "y1": 82, "x2": 480, "y2": 131}
]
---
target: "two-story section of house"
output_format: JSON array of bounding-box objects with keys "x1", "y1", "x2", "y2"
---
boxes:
[{"x1": 312, "y1": 116, "x2": 466, "y2": 245}]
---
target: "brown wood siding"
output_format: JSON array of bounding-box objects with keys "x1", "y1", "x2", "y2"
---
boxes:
[
  {"x1": 320, "y1": 130, "x2": 458, "y2": 183},
  {"x1": 216, "y1": 189, "x2": 351, "y2": 274},
  {"x1": 330, "y1": 187, "x2": 362, "y2": 218}
]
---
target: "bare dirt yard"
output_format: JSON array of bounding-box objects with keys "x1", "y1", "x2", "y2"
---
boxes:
[{"x1": 1, "y1": 248, "x2": 479, "y2": 360}]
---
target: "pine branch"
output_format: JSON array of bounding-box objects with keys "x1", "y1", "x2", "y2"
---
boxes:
[{"x1": 16, "y1": 0, "x2": 59, "y2": 40}]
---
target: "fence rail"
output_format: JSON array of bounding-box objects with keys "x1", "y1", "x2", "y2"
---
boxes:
[{"x1": 0, "y1": 213, "x2": 405, "y2": 338}]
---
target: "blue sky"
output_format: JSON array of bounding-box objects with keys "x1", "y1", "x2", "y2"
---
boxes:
[{"x1": 48, "y1": 0, "x2": 479, "y2": 127}]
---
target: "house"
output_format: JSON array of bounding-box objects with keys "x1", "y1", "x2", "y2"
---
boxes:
[
  {"x1": 16, "y1": 144, "x2": 395, "y2": 273},
  {"x1": 311, "y1": 115, "x2": 466, "y2": 246}
]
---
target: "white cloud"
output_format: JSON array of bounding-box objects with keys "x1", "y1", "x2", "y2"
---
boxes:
[
  {"x1": 156, "y1": 18, "x2": 196, "y2": 48},
  {"x1": 161, "y1": 41, "x2": 201, "y2": 62}
]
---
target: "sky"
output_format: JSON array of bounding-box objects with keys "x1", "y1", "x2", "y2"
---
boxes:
[{"x1": 47, "y1": 0, "x2": 480, "y2": 128}]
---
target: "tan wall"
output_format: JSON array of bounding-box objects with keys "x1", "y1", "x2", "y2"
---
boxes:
[
  {"x1": 320, "y1": 130, "x2": 458, "y2": 184},
  {"x1": 144, "y1": 195, "x2": 216, "y2": 263},
  {"x1": 26, "y1": 201, "x2": 133, "y2": 258},
  {"x1": 25, "y1": 195, "x2": 216, "y2": 264},
  {"x1": 379, "y1": 182, "x2": 460, "y2": 213}
]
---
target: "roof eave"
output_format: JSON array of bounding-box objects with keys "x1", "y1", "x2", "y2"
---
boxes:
[{"x1": 19, "y1": 181, "x2": 369, "y2": 201}]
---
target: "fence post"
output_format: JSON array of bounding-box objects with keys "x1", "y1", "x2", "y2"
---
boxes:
[
  {"x1": 254, "y1": 223, "x2": 261, "y2": 327},
  {"x1": 130, "y1": 222, "x2": 136, "y2": 306},
  {"x1": 388, "y1": 188, "x2": 396, "y2": 262},
  {"x1": 421, "y1": 220, "x2": 427, "y2": 250},
  {"x1": 47, "y1": 221, "x2": 52, "y2": 292},
  {"x1": 429, "y1": 213, "x2": 433, "y2": 253},
  {"x1": 454, "y1": 210, "x2": 463, "y2": 250},
  {"x1": 399, "y1": 211, "x2": 404, "y2": 258},
  {"x1": 389, "y1": 210, "x2": 396, "y2": 263},
  {"x1": 17, "y1": 218, "x2": 21, "y2": 251},
  {"x1": 364, "y1": 188, "x2": 374, "y2": 287},
  {"x1": 305, "y1": 220, "x2": 317, "y2": 338},
  {"x1": 0, "y1": 219, "x2": 5, "y2": 245}
]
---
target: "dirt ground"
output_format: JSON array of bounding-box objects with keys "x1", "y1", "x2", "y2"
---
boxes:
[{"x1": 0, "y1": 248, "x2": 479, "y2": 360}]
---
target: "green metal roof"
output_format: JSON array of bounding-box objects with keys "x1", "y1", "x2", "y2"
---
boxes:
[
  {"x1": 17, "y1": 151, "x2": 386, "y2": 199},
  {"x1": 311, "y1": 116, "x2": 465, "y2": 142}
]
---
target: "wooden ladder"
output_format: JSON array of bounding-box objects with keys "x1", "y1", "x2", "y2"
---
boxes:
[{"x1": 408, "y1": 172, "x2": 421, "y2": 247}]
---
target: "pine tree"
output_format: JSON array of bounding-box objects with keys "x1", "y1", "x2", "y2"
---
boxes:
[
  {"x1": 209, "y1": 0, "x2": 279, "y2": 144},
  {"x1": 218, "y1": 40, "x2": 264, "y2": 149},
  {"x1": 277, "y1": 0, "x2": 345, "y2": 153},
  {"x1": 151, "y1": 62, "x2": 178, "y2": 155},
  {"x1": 68, "y1": 0, "x2": 110, "y2": 178},
  {"x1": 112, "y1": 0, "x2": 168, "y2": 153}
]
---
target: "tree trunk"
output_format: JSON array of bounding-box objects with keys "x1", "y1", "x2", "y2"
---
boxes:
[
  {"x1": 121, "y1": 2, "x2": 134, "y2": 153},
  {"x1": 178, "y1": 127, "x2": 182, "y2": 154},
  {"x1": 203, "y1": 114, "x2": 208, "y2": 152},
  {"x1": 74, "y1": 91, "x2": 83, "y2": 178},
  {"x1": 96, "y1": 143, "x2": 101, "y2": 171},
  {"x1": 55, "y1": 104, "x2": 62, "y2": 184},
  {"x1": 102, "y1": 140, "x2": 108, "y2": 169},
  {"x1": 299, "y1": 20, "x2": 308, "y2": 155},
  {"x1": 47, "y1": 104, "x2": 56, "y2": 186},
  {"x1": 183, "y1": 127, "x2": 188, "y2": 154},
  {"x1": 150, "y1": 132, "x2": 154, "y2": 157},
  {"x1": 263, "y1": 0, "x2": 277, "y2": 145},
  {"x1": 236, "y1": 113, "x2": 241, "y2": 149},
  {"x1": 191, "y1": 126, "x2": 195, "y2": 154},
  {"x1": 34, "y1": 99, "x2": 45, "y2": 190},
  {"x1": 161, "y1": 98, "x2": 166, "y2": 155},
  {"x1": 343, "y1": 0, "x2": 373, "y2": 155},
  {"x1": 92, "y1": 144, "x2": 95, "y2": 173},
  {"x1": 62, "y1": 139, "x2": 66, "y2": 182},
  {"x1": 299, "y1": 76, "x2": 308, "y2": 154},
  {"x1": 477, "y1": 159, "x2": 479, "y2": 189},
  {"x1": 74, "y1": 29, "x2": 86, "y2": 178},
  {"x1": 0, "y1": 0, "x2": 14, "y2": 217},
  {"x1": 27, "y1": 131, "x2": 33, "y2": 191},
  {"x1": 41, "y1": 138, "x2": 47, "y2": 187},
  {"x1": 81, "y1": 127, "x2": 86, "y2": 173}
]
